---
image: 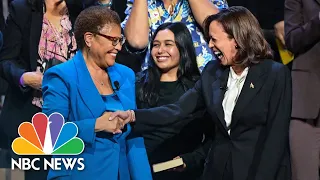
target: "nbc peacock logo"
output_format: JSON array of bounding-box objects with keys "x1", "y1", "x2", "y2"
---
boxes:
[
  {"x1": 11, "y1": 112, "x2": 85, "y2": 171},
  {"x1": 12, "y1": 112, "x2": 84, "y2": 155}
]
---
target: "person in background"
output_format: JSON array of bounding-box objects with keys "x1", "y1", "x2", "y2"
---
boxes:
[
  {"x1": 136, "y1": 22, "x2": 213, "y2": 180},
  {"x1": 99, "y1": 0, "x2": 145, "y2": 73},
  {"x1": 42, "y1": 6, "x2": 152, "y2": 180},
  {"x1": 285, "y1": 0, "x2": 320, "y2": 179},
  {"x1": 121, "y1": 0, "x2": 228, "y2": 72},
  {"x1": 94, "y1": 0, "x2": 127, "y2": 21},
  {"x1": 0, "y1": 0, "x2": 93, "y2": 179},
  {"x1": 111, "y1": 6, "x2": 292, "y2": 180}
]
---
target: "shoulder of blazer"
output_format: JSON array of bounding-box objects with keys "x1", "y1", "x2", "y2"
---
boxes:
[
  {"x1": 258, "y1": 59, "x2": 287, "y2": 75},
  {"x1": 44, "y1": 59, "x2": 76, "y2": 84},
  {"x1": 8, "y1": 0, "x2": 39, "y2": 33},
  {"x1": 10, "y1": 0, "x2": 34, "y2": 21},
  {"x1": 201, "y1": 60, "x2": 226, "y2": 80}
]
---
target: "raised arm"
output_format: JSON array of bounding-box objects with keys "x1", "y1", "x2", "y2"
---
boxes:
[
  {"x1": 188, "y1": 0, "x2": 221, "y2": 27},
  {"x1": 122, "y1": 0, "x2": 149, "y2": 49},
  {"x1": 284, "y1": 0, "x2": 320, "y2": 55}
]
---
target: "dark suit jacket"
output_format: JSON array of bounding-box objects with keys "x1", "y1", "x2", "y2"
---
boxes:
[
  {"x1": 133, "y1": 59, "x2": 292, "y2": 180},
  {"x1": 285, "y1": 0, "x2": 320, "y2": 119},
  {"x1": 0, "y1": 0, "x2": 89, "y2": 140}
]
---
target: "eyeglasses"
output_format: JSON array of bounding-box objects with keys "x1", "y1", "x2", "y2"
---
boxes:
[{"x1": 93, "y1": 32, "x2": 126, "y2": 46}]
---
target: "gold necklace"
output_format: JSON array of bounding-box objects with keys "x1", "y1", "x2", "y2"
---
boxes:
[{"x1": 91, "y1": 75, "x2": 106, "y2": 86}]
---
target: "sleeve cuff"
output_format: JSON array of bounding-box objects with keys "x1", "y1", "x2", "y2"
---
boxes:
[
  {"x1": 74, "y1": 118, "x2": 97, "y2": 146},
  {"x1": 19, "y1": 74, "x2": 26, "y2": 87},
  {"x1": 180, "y1": 153, "x2": 196, "y2": 170}
]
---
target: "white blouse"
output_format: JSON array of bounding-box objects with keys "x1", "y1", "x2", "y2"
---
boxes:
[{"x1": 222, "y1": 67, "x2": 249, "y2": 134}]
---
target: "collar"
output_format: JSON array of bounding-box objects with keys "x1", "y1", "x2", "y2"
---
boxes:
[{"x1": 229, "y1": 66, "x2": 249, "y2": 81}]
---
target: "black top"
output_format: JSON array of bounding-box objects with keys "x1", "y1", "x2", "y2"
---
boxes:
[
  {"x1": 140, "y1": 81, "x2": 203, "y2": 159},
  {"x1": 136, "y1": 78, "x2": 214, "y2": 180}
]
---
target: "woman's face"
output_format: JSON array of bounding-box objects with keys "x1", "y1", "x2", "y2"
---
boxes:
[
  {"x1": 208, "y1": 21, "x2": 238, "y2": 66},
  {"x1": 151, "y1": 29, "x2": 180, "y2": 73},
  {"x1": 89, "y1": 24, "x2": 122, "y2": 68}
]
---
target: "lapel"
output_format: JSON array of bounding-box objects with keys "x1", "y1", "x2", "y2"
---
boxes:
[
  {"x1": 230, "y1": 62, "x2": 268, "y2": 129},
  {"x1": 73, "y1": 51, "x2": 105, "y2": 117},
  {"x1": 29, "y1": 8, "x2": 43, "y2": 70},
  {"x1": 107, "y1": 65, "x2": 135, "y2": 110},
  {"x1": 211, "y1": 66, "x2": 229, "y2": 133},
  {"x1": 74, "y1": 52, "x2": 134, "y2": 118}
]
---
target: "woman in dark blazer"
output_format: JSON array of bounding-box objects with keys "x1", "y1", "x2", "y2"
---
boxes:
[{"x1": 110, "y1": 6, "x2": 292, "y2": 180}]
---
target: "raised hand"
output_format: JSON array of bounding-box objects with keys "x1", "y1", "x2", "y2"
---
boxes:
[{"x1": 274, "y1": 21, "x2": 285, "y2": 46}]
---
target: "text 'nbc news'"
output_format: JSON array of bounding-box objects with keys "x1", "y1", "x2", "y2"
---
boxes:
[{"x1": 11, "y1": 158, "x2": 85, "y2": 170}]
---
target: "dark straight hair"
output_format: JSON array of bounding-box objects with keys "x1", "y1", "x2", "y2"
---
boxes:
[
  {"x1": 203, "y1": 6, "x2": 273, "y2": 67},
  {"x1": 137, "y1": 22, "x2": 200, "y2": 107}
]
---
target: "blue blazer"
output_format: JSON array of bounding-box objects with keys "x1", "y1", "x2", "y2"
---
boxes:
[{"x1": 42, "y1": 51, "x2": 152, "y2": 180}]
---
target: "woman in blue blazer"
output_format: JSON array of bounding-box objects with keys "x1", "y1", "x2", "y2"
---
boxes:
[{"x1": 42, "y1": 7, "x2": 152, "y2": 180}]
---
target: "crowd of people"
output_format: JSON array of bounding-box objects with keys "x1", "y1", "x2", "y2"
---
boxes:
[{"x1": 0, "y1": 0, "x2": 319, "y2": 180}]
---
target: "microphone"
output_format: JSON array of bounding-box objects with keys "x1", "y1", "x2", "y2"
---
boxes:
[{"x1": 114, "y1": 81, "x2": 120, "y2": 91}]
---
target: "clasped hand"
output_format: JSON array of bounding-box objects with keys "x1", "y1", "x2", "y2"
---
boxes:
[{"x1": 108, "y1": 110, "x2": 134, "y2": 133}]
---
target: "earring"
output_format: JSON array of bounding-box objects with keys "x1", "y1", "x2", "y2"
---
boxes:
[{"x1": 235, "y1": 45, "x2": 239, "y2": 49}]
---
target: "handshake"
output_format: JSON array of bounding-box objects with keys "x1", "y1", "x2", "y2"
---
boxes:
[{"x1": 95, "y1": 110, "x2": 136, "y2": 134}]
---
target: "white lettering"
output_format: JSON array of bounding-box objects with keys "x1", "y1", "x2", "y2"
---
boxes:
[
  {"x1": 62, "y1": 158, "x2": 76, "y2": 170},
  {"x1": 77, "y1": 158, "x2": 85, "y2": 171},
  {"x1": 11, "y1": 158, "x2": 21, "y2": 170},
  {"x1": 22, "y1": 158, "x2": 31, "y2": 170},
  {"x1": 54, "y1": 158, "x2": 62, "y2": 170},
  {"x1": 12, "y1": 158, "x2": 85, "y2": 171},
  {"x1": 31, "y1": 158, "x2": 40, "y2": 170},
  {"x1": 44, "y1": 158, "x2": 54, "y2": 170}
]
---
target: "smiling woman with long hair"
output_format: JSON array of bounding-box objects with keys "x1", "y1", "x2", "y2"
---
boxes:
[
  {"x1": 136, "y1": 22, "x2": 213, "y2": 179},
  {"x1": 110, "y1": 6, "x2": 292, "y2": 180}
]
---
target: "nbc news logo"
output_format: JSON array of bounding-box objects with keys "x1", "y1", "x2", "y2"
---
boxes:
[{"x1": 11, "y1": 113, "x2": 85, "y2": 171}]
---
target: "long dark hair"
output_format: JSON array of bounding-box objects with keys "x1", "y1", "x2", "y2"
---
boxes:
[
  {"x1": 203, "y1": 6, "x2": 273, "y2": 67},
  {"x1": 137, "y1": 22, "x2": 200, "y2": 107}
]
